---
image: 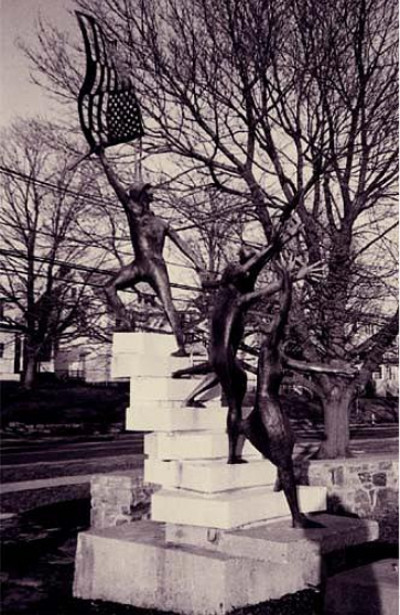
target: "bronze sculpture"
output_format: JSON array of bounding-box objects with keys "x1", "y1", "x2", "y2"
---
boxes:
[
  {"x1": 241, "y1": 258, "x2": 356, "y2": 527},
  {"x1": 174, "y1": 241, "x2": 323, "y2": 464},
  {"x1": 97, "y1": 148, "x2": 203, "y2": 355}
]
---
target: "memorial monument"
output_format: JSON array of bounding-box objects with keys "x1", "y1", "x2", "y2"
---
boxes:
[{"x1": 72, "y1": 13, "x2": 379, "y2": 614}]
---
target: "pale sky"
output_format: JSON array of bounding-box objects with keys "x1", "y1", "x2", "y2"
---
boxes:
[{"x1": 0, "y1": 0, "x2": 76, "y2": 128}]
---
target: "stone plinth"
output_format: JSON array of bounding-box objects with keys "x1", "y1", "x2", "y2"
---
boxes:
[
  {"x1": 111, "y1": 332, "x2": 178, "y2": 378},
  {"x1": 73, "y1": 521, "x2": 315, "y2": 614},
  {"x1": 130, "y1": 377, "x2": 204, "y2": 403},
  {"x1": 78, "y1": 331, "x2": 386, "y2": 614},
  {"x1": 74, "y1": 515, "x2": 380, "y2": 615},
  {"x1": 126, "y1": 405, "x2": 227, "y2": 431},
  {"x1": 165, "y1": 513, "x2": 380, "y2": 563}
]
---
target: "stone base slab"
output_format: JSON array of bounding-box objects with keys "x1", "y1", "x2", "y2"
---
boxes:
[
  {"x1": 112, "y1": 331, "x2": 178, "y2": 354},
  {"x1": 145, "y1": 457, "x2": 277, "y2": 492},
  {"x1": 144, "y1": 431, "x2": 261, "y2": 460},
  {"x1": 165, "y1": 513, "x2": 379, "y2": 564},
  {"x1": 325, "y1": 558, "x2": 398, "y2": 615},
  {"x1": 130, "y1": 377, "x2": 204, "y2": 403},
  {"x1": 151, "y1": 485, "x2": 327, "y2": 529},
  {"x1": 113, "y1": 353, "x2": 190, "y2": 378},
  {"x1": 73, "y1": 521, "x2": 319, "y2": 614},
  {"x1": 126, "y1": 405, "x2": 226, "y2": 432},
  {"x1": 112, "y1": 332, "x2": 179, "y2": 378}
]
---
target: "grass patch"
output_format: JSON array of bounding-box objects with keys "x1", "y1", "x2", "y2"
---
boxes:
[
  {"x1": 1, "y1": 380, "x2": 397, "y2": 429},
  {"x1": 1, "y1": 380, "x2": 129, "y2": 426}
]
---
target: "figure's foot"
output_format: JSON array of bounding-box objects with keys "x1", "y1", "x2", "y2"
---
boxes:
[
  {"x1": 115, "y1": 321, "x2": 134, "y2": 332},
  {"x1": 227, "y1": 456, "x2": 248, "y2": 465},
  {"x1": 185, "y1": 400, "x2": 205, "y2": 408},
  {"x1": 115, "y1": 313, "x2": 135, "y2": 332},
  {"x1": 171, "y1": 348, "x2": 190, "y2": 357},
  {"x1": 292, "y1": 514, "x2": 324, "y2": 529},
  {"x1": 172, "y1": 369, "x2": 188, "y2": 379}
]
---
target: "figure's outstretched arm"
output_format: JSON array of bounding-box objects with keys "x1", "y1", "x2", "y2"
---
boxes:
[
  {"x1": 268, "y1": 266, "x2": 292, "y2": 348},
  {"x1": 238, "y1": 279, "x2": 283, "y2": 309},
  {"x1": 97, "y1": 148, "x2": 129, "y2": 207},
  {"x1": 238, "y1": 259, "x2": 324, "y2": 310},
  {"x1": 242, "y1": 219, "x2": 301, "y2": 279},
  {"x1": 241, "y1": 238, "x2": 280, "y2": 278},
  {"x1": 167, "y1": 227, "x2": 204, "y2": 272}
]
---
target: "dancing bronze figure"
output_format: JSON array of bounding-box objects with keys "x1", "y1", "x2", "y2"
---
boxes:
[
  {"x1": 97, "y1": 148, "x2": 203, "y2": 355},
  {"x1": 241, "y1": 258, "x2": 356, "y2": 527},
  {"x1": 174, "y1": 242, "x2": 323, "y2": 464}
]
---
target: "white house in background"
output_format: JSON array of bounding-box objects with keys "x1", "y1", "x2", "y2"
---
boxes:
[
  {"x1": 372, "y1": 352, "x2": 398, "y2": 397},
  {"x1": 0, "y1": 323, "x2": 22, "y2": 381},
  {"x1": 54, "y1": 338, "x2": 113, "y2": 383},
  {"x1": 351, "y1": 312, "x2": 398, "y2": 397}
]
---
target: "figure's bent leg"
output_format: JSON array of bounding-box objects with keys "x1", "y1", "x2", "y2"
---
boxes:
[
  {"x1": 276, "y1": 464, "x2": 323, "y2": 528},
  {"x1": 150, "y1": 265, "x2": 186, "y2": 354},
  {"x1": 172, "y1": 361, "x2": 212, "y2": 379},
  {"x1": 183, "y1": 373, "x2": 220, "y2": 407},
  {"x1": 260, "y1": 411, "x2": 323, "y2": 529},
  {"x1": 241, "y1": 410, "x2": 271, "y2": 458},
  {"x1": 173, "y1": 362, "x2": 220, "y2": 407},
  {"x1": 105, "y1": 262, "x2": 142, "y2": 330},
  {"x1": 276, "y1": 463, "x2": 303, "y2": 526},
  {"x1": 217, "y1": 359, "x2": 247, "y2": 464}
]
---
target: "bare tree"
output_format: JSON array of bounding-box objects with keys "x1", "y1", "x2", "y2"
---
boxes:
[
  {"x1": 24, "y1": 0, "x2": 398, "y2": 456},
  {"x1": 0, "y1": 120, "x2": 105, "y2": 388},
  {"x1": 281, "y1": 0, "x2": 398, "y2": 457}
]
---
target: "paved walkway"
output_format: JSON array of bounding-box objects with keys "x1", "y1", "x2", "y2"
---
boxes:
[
  {"x1": 0, "y1": 468, "x2": 143, "y2": 494},
  {"x1": 0, "y1": 474, "x2": 97, "y2": 494}
]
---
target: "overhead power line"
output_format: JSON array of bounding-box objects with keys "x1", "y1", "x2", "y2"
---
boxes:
[
  {"x1": 0, "y1": 248, "x2": 203, "y2": 294},
  {"x1": 0, "y1": 165, "x2": 269, "y2": 241},
  {"x1": 0, "y1": 265, "x2": 200, "y2": 306}
]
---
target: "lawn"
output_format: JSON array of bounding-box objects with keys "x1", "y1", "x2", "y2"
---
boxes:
[
  {"x1": 1, "y1": 380, "x2": 129, "y2": 432},
  {"x1": 1, "y1": 378, "x2": 397, "y2": 434}
]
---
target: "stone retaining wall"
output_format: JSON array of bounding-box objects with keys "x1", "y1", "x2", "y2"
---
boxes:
[
  {"x1": 300, "y1": 454, "x2": 398, "y2": 523},
  {"x1": 90, "y1": 455, "x2": 398, "y2": 532},
  {"x1": 90, "y1": 470, "x2": 159, "y2": 529}
]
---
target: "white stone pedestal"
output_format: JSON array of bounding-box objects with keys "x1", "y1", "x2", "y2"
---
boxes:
[{"x1": 73, "y1": 333, "x2": 378, "y2": 613}]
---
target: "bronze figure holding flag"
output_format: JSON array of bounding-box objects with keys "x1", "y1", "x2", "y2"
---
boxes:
[
  {"x1": 75, "y1": 13, "x2": 204, "y2": 353},
  {"x1": 97, "y1": 148, "x2": 204, "y2": 355}
]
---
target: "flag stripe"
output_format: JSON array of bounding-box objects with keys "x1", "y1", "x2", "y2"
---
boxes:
[{"x1": 76, "y1": 11, "x2": 144, "y2": 149}]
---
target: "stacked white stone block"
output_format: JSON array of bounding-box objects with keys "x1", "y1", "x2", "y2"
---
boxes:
[
  {"x1": 74, "y1": 333, "x2": 379, "y2": 614},
  {"x1": 112, "y1": 332, "x2": 326, "y2": 528}
]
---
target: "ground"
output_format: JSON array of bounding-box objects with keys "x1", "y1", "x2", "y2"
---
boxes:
[
  {"x1": 1, "y1": 498, "x2": 397, "y2": 615},
  {"x1": 1, "y1": 382, "x2": 398, "y2": 613}
]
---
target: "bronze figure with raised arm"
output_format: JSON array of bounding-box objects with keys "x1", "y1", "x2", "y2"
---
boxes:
[
  {"x1": 241, "y1": 257, "x2": 357, "y2": 528},
  {"x1": 97, "y1": 147, "x2": 204, "y2": 356},
  {"x1": 174, "y1": 238, "x2": 324, "y2": 464}
]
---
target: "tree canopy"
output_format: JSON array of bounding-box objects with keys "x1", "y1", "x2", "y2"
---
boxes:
[{"x1": 13, "y1": 0, "x2": 400, "y2": 454}]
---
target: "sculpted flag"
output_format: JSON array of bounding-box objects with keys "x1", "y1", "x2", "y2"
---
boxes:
[{"x1": 76, "y1": 12, "x2": 144, "y2": 150}]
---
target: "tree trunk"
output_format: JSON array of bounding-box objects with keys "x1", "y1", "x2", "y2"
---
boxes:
[
  {"x1": 22, "y1": 345, "x2": 37, "y2": 390},
  {"x1": 317, "y1": 383, "x2": 354, "y2": 459}
]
